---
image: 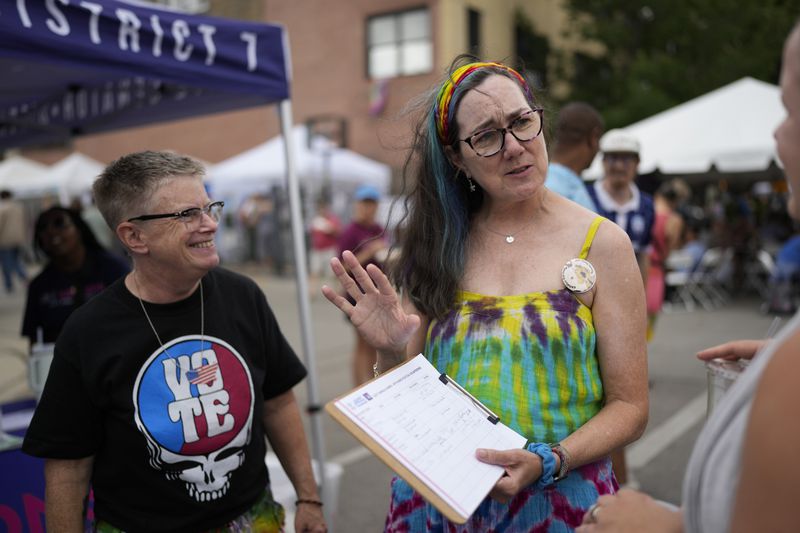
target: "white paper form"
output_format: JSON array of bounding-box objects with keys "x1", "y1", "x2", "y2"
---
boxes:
[{"x1": 334, "y1": 353, "x2": 527, "y2": 519}]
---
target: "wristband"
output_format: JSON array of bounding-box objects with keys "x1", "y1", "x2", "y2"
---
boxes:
[
  {"x1": 526, "y1": 442, "x2": 556, "y2": 489},
  {"x1": 548, "y1": 442, "x2": 570, "y2": 482},
  {"x1": 295, "y1": 498, "x2": 323, "y2": 507}
]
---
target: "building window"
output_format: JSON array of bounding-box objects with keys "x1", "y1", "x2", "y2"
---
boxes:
[
  {"x1": 367, "y1": 8, "x2": 432, "y2": 79},
  {"x1": 468, "y1": 8, "x2": 481, "y2": 56}
]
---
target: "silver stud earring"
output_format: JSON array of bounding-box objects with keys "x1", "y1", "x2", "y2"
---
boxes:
[{"x1": 467, "y1": 175, "x2": 476, "y2": 192}]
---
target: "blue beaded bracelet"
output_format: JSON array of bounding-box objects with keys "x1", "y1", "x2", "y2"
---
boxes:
[{"x1": 526, "y1": 442, "x2": 557, "y2": 489}]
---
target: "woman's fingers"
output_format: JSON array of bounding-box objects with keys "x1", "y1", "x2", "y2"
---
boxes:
[
  {"x1": 365, "y1": 263, "x2": 395, "y2": 296},
  {"x1": 320, "y1": 284, "x2": 354, "y2": 317},
  {"x1": 341, "y1": 250, "x2": 379, "y2": 295},
  {"x1": 329, "y1": 254, "x2": 366, "y2": 301},
  {"x1": 696, "y1": 339, "x2": 765, "y2": 361}
]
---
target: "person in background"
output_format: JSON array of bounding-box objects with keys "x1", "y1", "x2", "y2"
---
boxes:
[
  {"x1": 21, "y1": 206, "x2": 129, "y2": 347},
  {"x1": 577, "y1": 21, "x2": 800, "y2": 533},
  {"x1": 0, "y1": 189, "x2": 29, "y2": 293},
  {"x1": 586, "y1": 129, "x2": 654, "y2": 487},
  {"x1": 337, "y1": 184, "x2": 387, "y2": 385},
  {"x1": 765, "y1": 229, "x2": 800, "y2": 314},
  {"x1": 646, "y1": 179, "x2": 691, "y2": 339},
  {"x1": 544, "y1": 102, "x2": 604, "y2": 211},
  {"x1": 587, "y1": 130, "x2": 655, "y2": 279},
  {"x1": 22, "y1": 151, "x2": 326, "y2": 533},
  {"x1": 674, "y1": 214, "x2": 708, "y2": 274},
  {"x1": 308, "y1": 198, "x2": 341, "y2": 294},
  {"x1": 324, "y1": 57, "x2": 647, "y2": 531},
  {"x1": 773, "y1": 230, "x2": 800, "y2": 283}
]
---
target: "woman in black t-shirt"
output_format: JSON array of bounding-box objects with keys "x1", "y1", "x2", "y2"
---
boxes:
[{"x1": 21, "y1": 206, "x2": 129, "y2": 346}]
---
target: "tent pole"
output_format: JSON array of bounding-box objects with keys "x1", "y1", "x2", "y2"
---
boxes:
[{"x1": 277, "y1": 99, "x2": 328, "y2": 497}]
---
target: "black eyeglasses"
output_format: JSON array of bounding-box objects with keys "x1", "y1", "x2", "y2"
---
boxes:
[
  {"x1": 127, "y1": 201, "x2": 224, "y2": 226},
  {"x1": 459, "y1": 109, "x2": 544, "y2": 157}
]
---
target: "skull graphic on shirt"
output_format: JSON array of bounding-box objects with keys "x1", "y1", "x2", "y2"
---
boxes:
[{"x1": 133, "y1": 336, "x2": 255, "y2": 502}]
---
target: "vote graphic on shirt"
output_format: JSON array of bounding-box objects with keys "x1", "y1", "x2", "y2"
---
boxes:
[{"x1": 133, "y1": 335, "x2": 254, "y2": 502}]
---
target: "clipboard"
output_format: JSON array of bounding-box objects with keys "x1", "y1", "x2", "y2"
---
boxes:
[{"x1": 325, "y1": 354, "x2": 526, "y2": 524}]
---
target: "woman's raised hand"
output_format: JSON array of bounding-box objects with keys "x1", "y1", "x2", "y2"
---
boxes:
[{"x1": 322, "y1": 250, "x2": 420, "y2": 356}]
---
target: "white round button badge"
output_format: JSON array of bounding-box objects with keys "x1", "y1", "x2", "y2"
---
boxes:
[{"x1": 562, "y1": 258, "x2": 596, "y2": 293}]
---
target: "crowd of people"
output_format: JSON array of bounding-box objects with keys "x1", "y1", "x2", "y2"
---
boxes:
[{"x1": 5, "y1": 19, "x2": 800, "y2": 533}]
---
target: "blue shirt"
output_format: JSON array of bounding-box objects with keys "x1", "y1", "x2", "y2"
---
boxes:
[
  {"x1": 545, "y1": 163, "x2": 597, "y2": 212},
  {"x1": 587, "y1": 180, "x2": 655, "y2": 255}
]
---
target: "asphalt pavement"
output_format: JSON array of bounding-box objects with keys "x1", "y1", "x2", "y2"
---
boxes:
[{"x1": 0, "y1": 263, "x2": 780, "y2": 532}]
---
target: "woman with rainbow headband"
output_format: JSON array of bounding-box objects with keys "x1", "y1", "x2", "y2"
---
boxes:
[{"x1": 323, "y1": 56, "x2": 648, "y2": 531}]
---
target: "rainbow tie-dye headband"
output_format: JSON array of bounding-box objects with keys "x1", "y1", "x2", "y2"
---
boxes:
[{"x1": 434, "y1": 62, "x2": 528, "y2": 143}]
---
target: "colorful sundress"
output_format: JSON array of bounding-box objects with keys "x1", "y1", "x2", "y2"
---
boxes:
[{"x1": 385, "y1": 216, "x2": 617, "y2": 532}]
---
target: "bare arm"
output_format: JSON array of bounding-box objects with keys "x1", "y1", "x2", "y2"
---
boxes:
[
  {"x1": 263, "y1": 390, "x2": 326, "y2": 533},
  {"x1": 44, "y1": 457, "x2": 93, "y2": 533},
  {"x1": 730, "y1": 327, "x2": 800, "y2": 532},
  {"x1": 564, "y1": 222, "x2": 649, "y2": 468}
]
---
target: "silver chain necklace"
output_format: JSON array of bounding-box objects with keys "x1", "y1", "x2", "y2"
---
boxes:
[
  {"x1": 482, "y1": 218, "x2": 536, "y2": 244},
  {"x1": 133, "y1": 272, "x2": 204, "y2": 361}
]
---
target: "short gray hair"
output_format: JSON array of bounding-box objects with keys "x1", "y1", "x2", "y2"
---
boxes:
[{"x1": 93, "y1": 151, "x2": 206, "y2": 230}]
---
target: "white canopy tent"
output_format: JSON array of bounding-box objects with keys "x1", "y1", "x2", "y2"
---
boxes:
[
  {"x1": 0, "y1": 155, "x2": 52, "y2": 198},
  {"x1": 584, "y1": 77, "x2": 785, "y2": 180},
  {"x1": 208, "y1": 125, "x2": 391, "y2": 208},
  {"x1": 49, "y1": 152, "x2": 105, "y2": 205}
]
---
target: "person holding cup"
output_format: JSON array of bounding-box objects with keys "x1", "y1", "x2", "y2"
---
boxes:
[{"x1": 577, "y1": 20, "x2": 800, "y2": 533}]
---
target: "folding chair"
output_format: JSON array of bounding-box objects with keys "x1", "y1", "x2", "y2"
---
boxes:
[
  {"x1": 744, "y1": 249, "x2": 776, "y2": 300},
  {"x1": 664, "y1": 250, "x2": 698, "y2": 311},
  {"x1": 687, "y1": 247, "x2": 731, "y2": 310}
]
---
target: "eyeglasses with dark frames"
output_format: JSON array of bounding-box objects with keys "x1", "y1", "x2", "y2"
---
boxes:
[
  {"x1": 459, "y1": 108, "x2": 544, "y2": 157},
  {"x1": 127, "y1": 201, "x2": 225, "y2": 225}
]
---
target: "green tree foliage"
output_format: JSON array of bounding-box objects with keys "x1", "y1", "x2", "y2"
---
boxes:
[{"x1": 560, "y1": 0, "x2": 800, "y2": 128}]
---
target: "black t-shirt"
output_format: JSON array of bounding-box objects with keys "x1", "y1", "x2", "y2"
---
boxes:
[
  {"x1": 21, "y1": 249, "x2": 130, "y2": 343},
  {"x1": 22, "y1": 268, "x2": 307, "y2": 533}
]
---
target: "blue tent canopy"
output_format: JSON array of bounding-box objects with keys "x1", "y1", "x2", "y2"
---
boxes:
[{"x1": 0, "y1": 0, "x2": 290, "y2": 148}]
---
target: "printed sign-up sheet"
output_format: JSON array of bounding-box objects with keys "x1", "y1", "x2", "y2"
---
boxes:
[{"x1": 333, "y1": 354, "x2": 527, "y2": 520}]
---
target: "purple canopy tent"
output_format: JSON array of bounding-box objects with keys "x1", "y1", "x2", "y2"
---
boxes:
[{"x1": 0, "y1": 0, "x2": 326, "y2": 497}]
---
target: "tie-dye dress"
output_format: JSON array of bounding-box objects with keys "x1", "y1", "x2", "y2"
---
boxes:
[{"x1": 385, "y1": 216, "x2": 617, "y2": 532}]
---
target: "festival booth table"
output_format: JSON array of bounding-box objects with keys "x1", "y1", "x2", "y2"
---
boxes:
[{"x1": 0, "y1": 0, "x2": 329, "y2": 530}]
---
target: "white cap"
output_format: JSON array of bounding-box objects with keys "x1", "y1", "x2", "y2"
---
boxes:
[{"x1": 600, "y1": 129, "x2": 640, "y2": 155}]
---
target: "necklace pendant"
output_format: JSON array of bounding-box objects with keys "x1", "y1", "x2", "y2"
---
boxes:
[{"x1": 505, "y1": 235, "x2": 515, "y2": 244}]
